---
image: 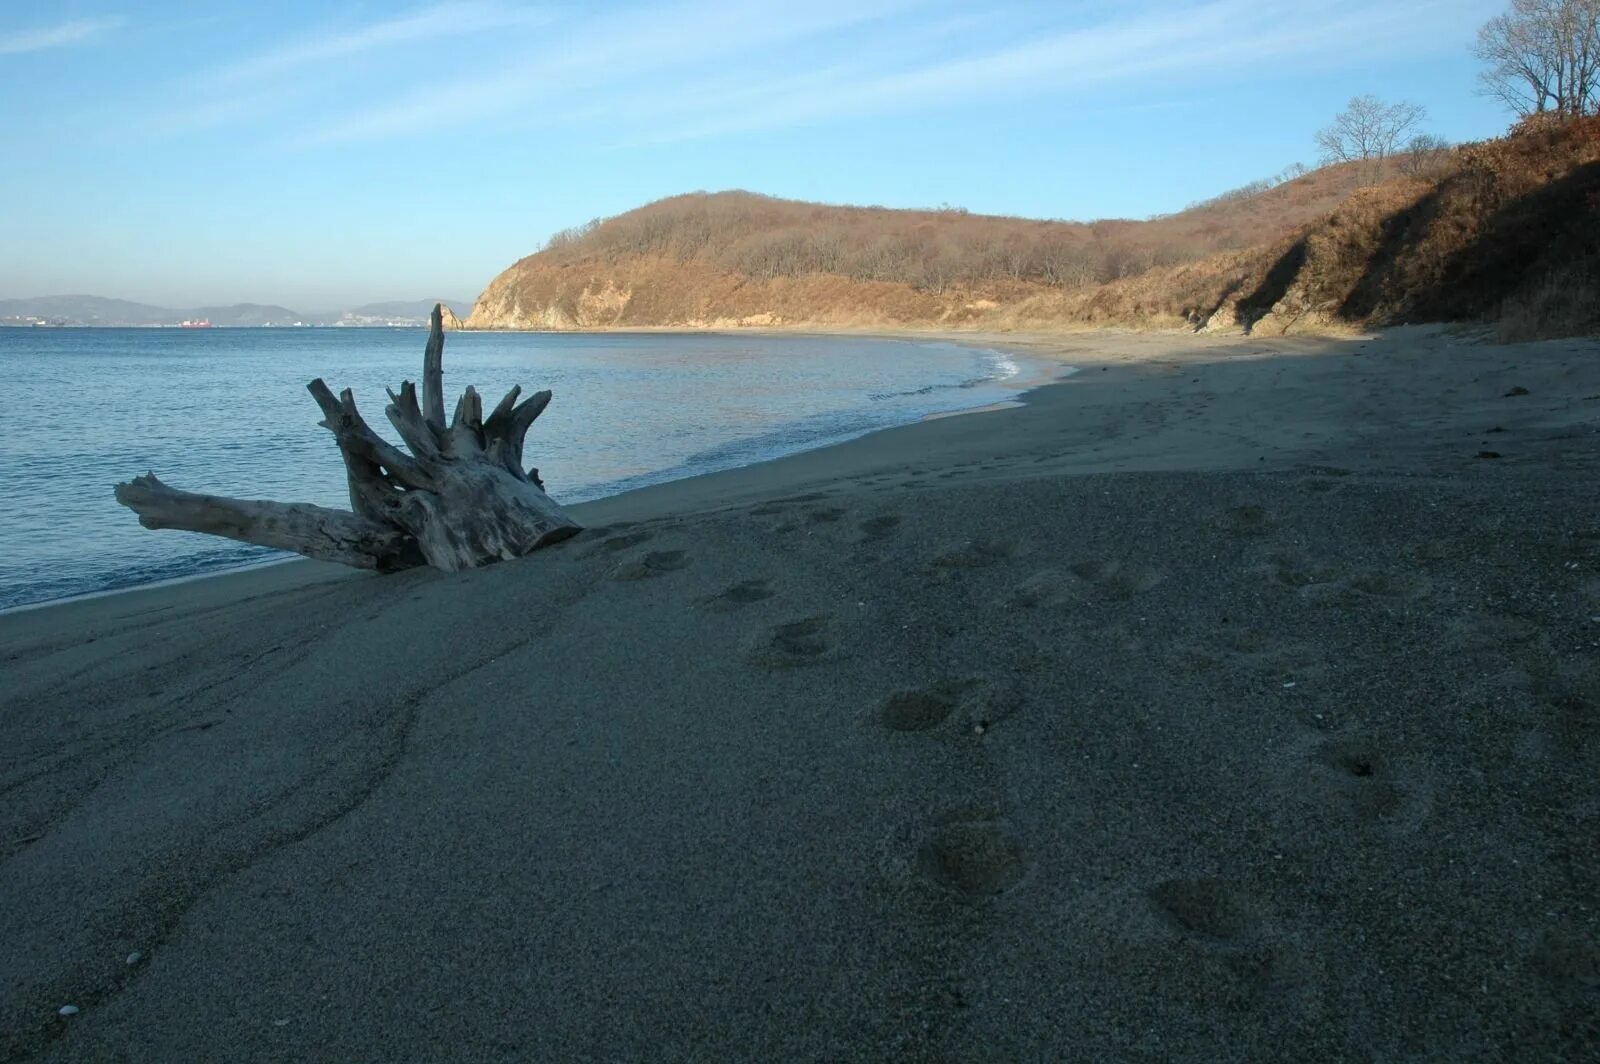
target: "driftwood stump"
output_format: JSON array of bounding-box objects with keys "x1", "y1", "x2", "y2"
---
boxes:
[{"x1": 115, "y1": 306, "x2": 582, "y2": 572}]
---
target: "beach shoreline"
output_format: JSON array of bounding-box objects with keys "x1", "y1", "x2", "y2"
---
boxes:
[
  {"x1": 4, "y1": 324, "x2": 1598, "y2": 1061},
  {"x1": 1, "y1": 331, "x2": 1068, "y2": 618}
]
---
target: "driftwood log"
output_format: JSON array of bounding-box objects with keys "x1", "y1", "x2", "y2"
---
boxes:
[{"x1": 115, "y1": 305, "x2": 582, "y2": 572}]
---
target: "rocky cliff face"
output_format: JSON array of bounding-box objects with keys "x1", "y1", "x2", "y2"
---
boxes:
[
  {"x1": 462, "y1": 257, "x2": 1015, "y2": 331},
  {"x1": 439, "y1": 303, "x2": 465, "y2": 330}
]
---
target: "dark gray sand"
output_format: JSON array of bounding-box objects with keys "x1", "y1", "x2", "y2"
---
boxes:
[{"x1": 2, "y1": 326, "x2": 1597, "y2": 1061}]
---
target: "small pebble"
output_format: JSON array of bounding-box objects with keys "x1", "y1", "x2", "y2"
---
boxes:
[
  {"x1": 126, "y1": 951, "x2": 143, "y2": 966},
  {"x1": 59, "y1": 1005, "x2": 79, "y2": 1017}
]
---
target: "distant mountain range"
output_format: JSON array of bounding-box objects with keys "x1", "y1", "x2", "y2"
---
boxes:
[{"x1": 0, "y1": 295, "x2": 470, "y2": 328}]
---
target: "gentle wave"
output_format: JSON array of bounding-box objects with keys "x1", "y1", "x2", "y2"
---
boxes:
[{"x1": 866, "y1": 346, "x2": 1019, "y2": 401}]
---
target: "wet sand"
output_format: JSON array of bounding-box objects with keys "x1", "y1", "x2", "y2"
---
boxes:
[{"x1": 3, "y1": 325, "x2": 1597, "y2": 1061}]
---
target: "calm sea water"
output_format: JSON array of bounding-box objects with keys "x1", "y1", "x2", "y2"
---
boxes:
[{"x1": 0, "y1": 328, "x2": 1030, "y2": 609}]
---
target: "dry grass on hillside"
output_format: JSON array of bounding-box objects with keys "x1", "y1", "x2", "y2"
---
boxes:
[
  {"x1": 1002, "y1": 117, "x2": 1600, "y2": 338},
  {"x1": 1496, "y1": 253, "x2": 1600, "y2": 341},
  {"x1": 469, "y1": 121, "x2": 1600, "y2": 339},
  {"x1": 1233, "y1": 115, "x2": 1600, "y2": 338},
  {"x1": 536, "y1": 162, "x2": 1376, "y2": 294}
]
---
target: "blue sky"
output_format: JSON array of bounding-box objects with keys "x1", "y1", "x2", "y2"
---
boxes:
[{"x1": 1, "y1": 0, "x2": 1511, "y2": 309}]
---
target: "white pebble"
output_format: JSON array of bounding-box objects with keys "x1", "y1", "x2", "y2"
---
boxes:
[
  {"x1": 59, "y1": 1005, "x2": 79, "y2": 1017},
  {"x1": 126, "y1": 951, "x2": 143, "y2": 966}
]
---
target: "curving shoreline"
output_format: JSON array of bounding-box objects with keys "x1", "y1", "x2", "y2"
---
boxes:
[
  {"x1": 2, "y1": 330, "x2": 1037, "y2": 612},
  {"x1": 3, "y1": 325, "x2": 1598, "y2": 1061}
]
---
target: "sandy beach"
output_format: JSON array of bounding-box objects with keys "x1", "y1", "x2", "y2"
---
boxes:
[{"x1": 3, "y1": 325, "x2": 1597, "y2": 1061}]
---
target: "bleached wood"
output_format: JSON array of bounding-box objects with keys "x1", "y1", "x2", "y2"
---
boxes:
[
  {"x1": 422, "y1": 304, "x2": 447, "y2": 430},
  {"x1": 114, "y1": 475, "x2": 422, "y2": 571},
  {"x1": 115, "y1": 305, "x2": 582, "y2": 572}
]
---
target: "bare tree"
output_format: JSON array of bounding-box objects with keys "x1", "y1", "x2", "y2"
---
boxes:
[
  {"x1": 1476, "y1": 0, "x2": 1600, "y2": 118},
  {"x1": 1315, "y1": 95, "x2": 1428, "y2": 165},
  {"x1": 1398, "y1": 134, "x2": 1455, "y2": 176}
]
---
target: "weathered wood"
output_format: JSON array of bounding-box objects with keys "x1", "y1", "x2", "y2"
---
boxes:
[
  {"x1": 115, "y1": 305, "x2": 582, "y2": 572},
  {"x1": 421, "y1": 304, "x2": 447, "y2": 430},
  {"x1": 114, "y1": 474, "x2": 423, "y2": 571}
]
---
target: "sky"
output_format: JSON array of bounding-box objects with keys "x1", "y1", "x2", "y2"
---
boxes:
[{"x1": 0, "y1": 0, "x2": 1515, "y2": 310}]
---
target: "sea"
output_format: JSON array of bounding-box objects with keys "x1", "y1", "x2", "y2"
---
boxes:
[{"x1": 0, "y1": 327, "x2": 1037, "y2": 610}]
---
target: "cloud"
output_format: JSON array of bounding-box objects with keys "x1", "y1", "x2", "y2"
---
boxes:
[
  {"x1": 292, "y1": 0, "x2": 1472, "y2": 147},
  {"x1": 135, "y1": 0, "x2": 1487, "y2": 147},
  {"x1": 0, "y1": 16, "x2": 123, "y2": 56},
  {"x1": 212, "y1": 1, "x2": 552, "y2": 84},
  {"x1": 623, "y1": 0, "x2": 1480, "y2": 145},
  {"x1": 299, "y1": 0, "x2": 918, "y2": 144},
  {"x1": 625, "y1": 0, "x2": 1457, "y2": 143},
  {"x1": 145, "y1": 2, "x2": 554, "y2": 135}
]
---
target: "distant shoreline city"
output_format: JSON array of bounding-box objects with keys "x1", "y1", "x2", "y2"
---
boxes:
[
  {"x1": 8, "y1": 321, "x2": 434, "y2": 329},
  {"x1": 0, "y1": 296, "x2": 468, "y2": 330}
]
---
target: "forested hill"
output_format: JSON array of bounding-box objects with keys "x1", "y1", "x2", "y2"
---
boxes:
[{"x1": 467, "y1": 117, "x2": 1600, "y2": 341}]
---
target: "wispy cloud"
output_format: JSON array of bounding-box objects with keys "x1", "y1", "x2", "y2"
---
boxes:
[
  {"x1": 135, "y1": 0, "x2": 1486, "y2": 147},
  {"x1": 146, "y1": 2, "x2": 554, "y2": 134},
  {"x1": 1, "y1": 16, "x2": 123, "y2": 56},
  {"x1": 618, "y1": 0, "x2": 1462, "y2": 144},
  {"x1": 301, "y1": 0, "x2": 917, "y2": 144},
  {"x1": 294, "y1": 0, "x2": 1468, "y2": 147},
  {"x1": 212, "y1": 1, "x2": 552, "y2": 84}
]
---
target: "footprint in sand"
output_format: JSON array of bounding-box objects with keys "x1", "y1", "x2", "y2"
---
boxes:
[
  {"x1": 751, "y1": 493, "x2": 829, "y2": 517},
  {"x1": 1224, "y1": 627, "x2": 1277, "y2": 653},
  {"x1": 578, "y1": 529, "x2": 654, "y2": 559},
  {"x1": 1443, "y1": 610, "x2": 1544, "y2": 655},
  {"x1": 859, "y1": 515, "x2": 902, "y2": 540},
  {"x1": 1530, "y1": 927, "x2": 1600, "y2": 993},
  {"x1": 933, "y1": 536, "x2": 1021, "y2": 569},
  {"x1": 1005, "y1": 569, "x2": 1077, "y2": 609},
  {"x1": 1070, "y1": 559, "x2": 1164, "y2": 598},
  {"x1": 1218, "y1": 505, "x2": 1275, "y2": 536},
  {"x1": 872, "y1": 677, "x2": 1004, "y2": 734},
  {"x1": 1168, "y1": 631, "x2": 1327, "y2": 695},
  {"x1": 1542, "y1": 676, "x2": 1599, "y2": 756},
  {"x1": 917, "y1": 820, "x2": 1029, "y2": 899},
  {"x1": 1147, "y1": 878, "x2": 1258, "y2": 942},
  {"x1": 606, "y1": 549, "x2": 690, "y2": 581},
  {"x1": 1295, "y1": 735, "x2": 1429, "y2": 829},
  {"x1": 742, "y1": 616, "x2": 837, "y2": 668},
  {"x1": 877, "y1": 689, "x2": 958, "y2": 732},
  {"x1": 1346, "y1": 570, "x2": 1426, "y2": 599},
  {"x1": 698, "y1": 578, "x2": 775, "y2": 612},
  {"x1": 1170, "y1": 643, "x2": 1224, "y2": 674},
  {"x1": 1267, "y1": 550, "x2": 1339, "y2": 589}
]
